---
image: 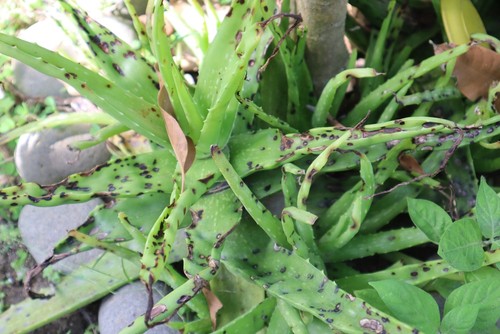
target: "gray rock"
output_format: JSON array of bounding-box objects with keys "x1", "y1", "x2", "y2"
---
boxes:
[
  {"x1": 15, "y1": 125, "x2": 110, "y2": 185},
  {"x1": 12, "y1": 19, "x2": 78, "y2": 98},
  {"x1": 18, "y1": 199, "x2": 104, "y2": 273},
  {"x1": 99, "y1": 282, "x2": 179, "y2": 334}
]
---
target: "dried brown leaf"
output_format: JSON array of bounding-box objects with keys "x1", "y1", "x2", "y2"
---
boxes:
[
  {"x1": 435, "y1": 44, "x2": 500, "y2": 104},
  {"x1": 202, "y1": 287, "x2": 223, "y2": 330},
  {"x1": 399, "y1": 153, "x2": 424, "y2": 175},
  {"x1": 158, "y1": 85, "x2": 195, "y2": 192}
]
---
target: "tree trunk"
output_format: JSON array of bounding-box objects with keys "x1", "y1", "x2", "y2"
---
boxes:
[{"x1": 295, "y1": 0, "x2": 349, "y2": 96}]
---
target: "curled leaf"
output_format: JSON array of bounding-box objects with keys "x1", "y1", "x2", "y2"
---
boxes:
[{"x1": 158, "y1": 85, "x2": 195, "y2": 191}]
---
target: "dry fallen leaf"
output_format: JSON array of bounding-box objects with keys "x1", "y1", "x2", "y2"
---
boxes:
[
  {"x1": 399, "y1": 153, "x2": 425, "y2": 175},
  {"x1": 435, "y1": 43, "x2": 500, "y2": 111},
  {"x1": 158, "y1": 85, "x2": 195, "y2": 192},
  {"x1": 202, "y1": 287, "x2": 223, "y2": 330}
]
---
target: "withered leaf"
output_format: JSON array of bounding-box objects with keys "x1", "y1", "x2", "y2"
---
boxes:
[
  {"x1": 399, "y1": 153, "x2": 424, "y2": 175},
  {"x1": 158, "y1": 85, "x2": 195, "y2": 192},
  {"x1": 435, "y1": 43, "x2": 500, "y2": 110},
  {"x1": 202, "y1": 287, "x2": 223, "y2": 330}
]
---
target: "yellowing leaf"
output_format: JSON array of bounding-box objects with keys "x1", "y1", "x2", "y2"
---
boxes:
[{"x1": 441, "y1": 0, "x2": 486, "y2": 45}]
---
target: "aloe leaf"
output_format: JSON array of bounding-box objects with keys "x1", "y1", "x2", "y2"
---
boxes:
[
  {"x1": 337, "y1": 250, "x2": 500, "y2": 292},
  {"x1": 0, "y1": 150, "x2": 176, "y2": 207},
  {"x1": 59, "y1": 0, "x2": 159, "y2": 104},
  {"x1": 222, "y1": 222, "x2": 416, "y2": 333},
  {"x1": 139, "y1": 158, "x2": 220, "y2": 291},
  {"x1": 265, "y1": 19, "x2": 312, "y2": 129},
  {"x1": 123, "y1": 0, "x2": 151, "y2": 52},
  {"x1": 0, "y1": 111, "x2": 116, "y2": 145},
  {"x1": 322, "y1": 228, "x2": 430, "y2": 263},
  {"x1": 211, "y1": 145, "x2": 289, "y2": 247},
  {"x1": 122, "y1": 266, "x2": 217, "y2": 333},
  {"x1": 211, "y1": 265, "x2": 265, "y2": 328},
  {"x1": 0, "y1": 33, "x2": 169, "y2": 146},
  {"x1": 344, "y1": 43, "x2": 470, "y2": 125},
  {"x1": 0, "y1": 253, "x2": 138, "y2": 334},
  {"x1": 211, "y1": 298, "x2": 276, "y2": 333},
  {"x1": 185, "y1": 189, "x2": 242, "y2": 271},
  {"x1": 53, "y1": 193, "x2": 188, "y2": 264},
  {"x1": 151, "y1": 0, "x2": 203, "y2": 139},
  {"x1": 229, "y1": 115, "x2": 500, "y2": 177},
  {"x1": 313, "y1": 68, "x2": 379, "y2": 127},
  {"x1": 319, "y1": 154, "x2": 375, "y2": 249},
  {"x1": 195, "y1": 0, "x2": 272, "y2": 154}
]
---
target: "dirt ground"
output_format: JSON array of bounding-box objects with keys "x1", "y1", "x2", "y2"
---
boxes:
[{"x1": 0, "y1": 240, "x2": 98, "y2": 333}]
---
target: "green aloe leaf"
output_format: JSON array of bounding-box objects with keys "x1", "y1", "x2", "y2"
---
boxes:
[
  {"x1": 185, "y1": 189, "x2": 242, "y2": 271},
  {"x1": 59, "y1": 0, "x2": 159, "y2": 104},
  {"x1": 212, "y1": 290, "x2": 272, "y2": 333},
  {"x1": 151, "y1": 0, "x2": 203, "y2": 139},
  {"x1": 0, "y1": 150, "x2": 176, "y2": 206},
  {"x1": 222, "y1": 222, "x2": 416, "y2": 333},
  {"x1": 211, "y1": 265, "x2": 265, "y2": 328},
  {"x1": 0, "y1": 33, "x2": 169, "y2": 146},
  {"x1": 196, "y1": 0, "x2": 270, "y2": 154}
]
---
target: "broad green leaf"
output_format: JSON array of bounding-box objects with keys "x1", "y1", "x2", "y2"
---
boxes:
[
  {"x1": 407, "y1": 198, "x2": 452, "y2": 243},
  {"x1": 438, "y1": 218, "x2": 485, "y2": 271},
  {"x1": 444, "y1": 278, "x2": 500, "y2": 331},
  {"x1": 369, "y1": 279, "x2": 440, "y2": 334},
  {"x1": 465, "y1": 266, "x2": 500, "y2": 283},
  {"x1": 476, "y1": 176, "x2": 500, "y2": 239},
  {"x1": 440, "y1": 304, "x2": 479, "y2": 334}
]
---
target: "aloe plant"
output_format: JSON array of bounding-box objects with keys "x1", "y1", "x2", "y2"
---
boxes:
[{"x1": 0, "y1": 0, "x2": 499, "y2": 333}]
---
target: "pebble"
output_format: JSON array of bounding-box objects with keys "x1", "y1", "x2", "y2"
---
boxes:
[
  {"x1": 98, "y1": 282, "x2": 179, "y2": 334},
  {"x1": 18, "y1": 199, "x2": 104, "y2": 273},
  {"x1": 12, "y1": 19, "x2": 76, "y2": 98},
  {"x1": 14, "y1": 125, "x2": 110, "y2": 185}
]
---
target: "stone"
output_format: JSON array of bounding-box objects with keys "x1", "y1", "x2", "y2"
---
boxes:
[
  {"x1": 18, "y1": 199, "x2": 104, "y2": 273},
  {"x1": 98, "y1": 281, "x2": 179, "y2": 334},
  {"x1": 12, "y1": 19, "x2": 77, "y2": 98},
  {"x1": 14, "y1": 125, "x2": 111, "y2": 185}
]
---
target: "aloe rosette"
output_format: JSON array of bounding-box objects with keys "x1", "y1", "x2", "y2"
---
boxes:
[{"x1": 0, "y1": 0, "x2": 499, "y2": 333}]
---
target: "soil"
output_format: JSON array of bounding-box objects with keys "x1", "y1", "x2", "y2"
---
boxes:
[{"x1": 0, "y1": 237, "x2": 99, "y2": 333}]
